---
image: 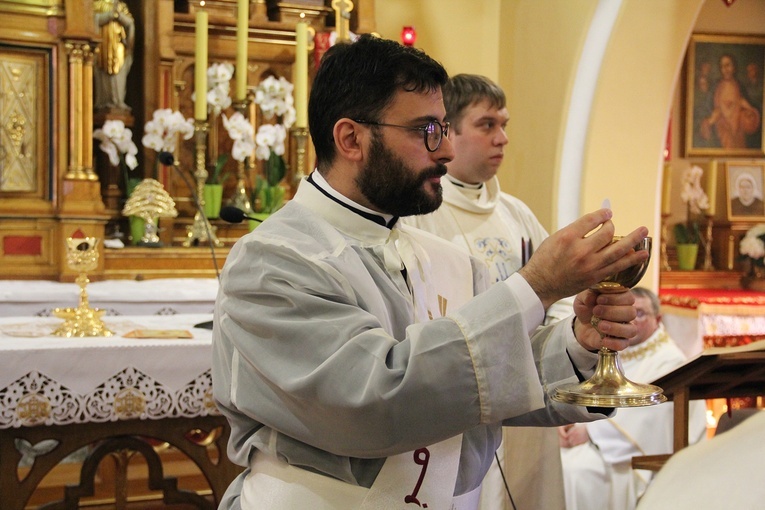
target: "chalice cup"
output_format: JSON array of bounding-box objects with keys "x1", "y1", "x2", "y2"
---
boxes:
[{"x1": 552, "y1": 236, "x2": 666, "y2": 407}]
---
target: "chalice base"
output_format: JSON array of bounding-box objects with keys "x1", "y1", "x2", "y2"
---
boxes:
[
  {"x1": 552, "y1": 348, "x2": 666, "y2": 407},
  {"x1": 52, "y1": 306, "x2": 114, "y2": 338}
]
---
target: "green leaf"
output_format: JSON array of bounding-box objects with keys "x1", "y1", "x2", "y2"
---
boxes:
[
  {"x1": 266, "y1": 152, "x2": 286, "y2": 187},
  {"x1": 207, "y1": 154, "x2": 230, "y2": 184}
]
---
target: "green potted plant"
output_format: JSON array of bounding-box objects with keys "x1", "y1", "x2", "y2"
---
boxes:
[
  {"x1": 204, "y1": 154, "x2": 230, "y2": 219},
  {"x1": 253, "y1": 124, "x2": 288, "y2": 218},
  {"x1": 673, "y1": 165, "x2": 709, "y2": 270},
  {"x1": 249, "y1": 75, "x2": 296, "y2": 230},
  {"x1": 93, "y1": 119, "x2": 140, "y2": 245}
]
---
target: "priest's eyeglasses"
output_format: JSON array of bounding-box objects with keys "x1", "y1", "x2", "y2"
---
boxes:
[{"x1": 355, "y1": 119, "x2": 450, "y2": 152}]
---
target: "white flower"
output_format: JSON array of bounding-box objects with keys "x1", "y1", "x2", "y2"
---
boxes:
[
  {"x1": 190, "y1": 62, "x2": 234, "y2": 116},
  {"x1": 741, "y1": 223, "x2": 765, "y2": 261},
  {"x1": 142, "y1": 109, "x2": 195, "y2": 153},
  {"x1": 207, "y1": 86, "x2": 233, "y2": 115},
  {"x1": 680, "y1": 165, "x2": 709, "y2": 214},
  {"x1": 93, "y1": 120, "x2": 138, "y2": 169},
  {"x1": 254, "y1": 76, "x2": 295, "y2": 127},
  {"x1": 254, "y1": 123, "x2": 287, "y2": 161},
  {"x1": 741, "y1": 235, "x2": 765, "y2": 260},
  {"x1": 207, "y1": 62, "x2": 234, "y2": 83},
  {"x1": 222, "y1": 112, "x2": 255, "y2": 162}
]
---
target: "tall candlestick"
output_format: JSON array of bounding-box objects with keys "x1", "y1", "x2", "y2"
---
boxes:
[
  {"x1": 661, "y1": 162, "x2": 672, "y2": 215},
  {"x1": 235, "y1": 0, "x2": 248, "y2": 101},
  {"x1": 705, "y1": 159, "x2": 718, "y2": 216},
  {"x1": 294, "y1": 14, "x2": 308, "y2": 128},
  {"x1": 194, "y1": 8, "x2": 208, "y2": 121}
]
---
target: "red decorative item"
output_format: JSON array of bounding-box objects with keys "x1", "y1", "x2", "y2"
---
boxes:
[
  {"x1": 401, "y1": 26, "x2": 416, "y2": 47},
  {"x1": 314, "y1": 31, "x2": 332, "y2": 70},
  {"x1": 722, "y1": 0, "x2": 736, "y2": 5}
]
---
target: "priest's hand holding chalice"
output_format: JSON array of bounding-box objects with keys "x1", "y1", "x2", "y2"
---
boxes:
[{"x1": 519, "y1": 208, "x2": 663, "y2": 408}]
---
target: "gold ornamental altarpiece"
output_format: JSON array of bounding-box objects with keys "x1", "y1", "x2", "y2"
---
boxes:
[{"x1": 0, "y1": 0, "x2": 376, "y2": 281}]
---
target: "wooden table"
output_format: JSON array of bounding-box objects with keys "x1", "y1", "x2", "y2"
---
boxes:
[
  {"x1": 632, "y1": 342, "x2": 765, "y2": 472},
  {"x1": 0, "y1": 314, "x2": 241, "y2": 509}
]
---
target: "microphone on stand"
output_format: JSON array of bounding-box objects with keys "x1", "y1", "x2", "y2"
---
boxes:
[
  {"x1": 219, "y1": 206, "x2": 264, "y2": 224},
  {"x1": 159, "y1": 151, "x2": 218, "y2": 330}
]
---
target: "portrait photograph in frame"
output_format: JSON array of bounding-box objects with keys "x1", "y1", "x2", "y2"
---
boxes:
[
  {"x1": 725, "y1": 161, "x2": 765, "y2": 221},
  {"x1": 685, "y1": 34, "x2": 765, "y2": 158}
]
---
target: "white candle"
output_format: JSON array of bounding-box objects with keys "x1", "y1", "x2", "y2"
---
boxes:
[
  {"x1": 235, "y1": 0, "x2": 248, "y2": 101},
  {"x1": 194, "y1": 8, "x2": 209, "y2": 121},
  {"x1": 294, "y1": 14, "x2": 308, "y2": 128}
]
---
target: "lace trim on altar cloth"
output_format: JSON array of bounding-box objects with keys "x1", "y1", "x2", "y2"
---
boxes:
[{"x1": 0, "y1": 367, "x2": 219, "y2": 429}]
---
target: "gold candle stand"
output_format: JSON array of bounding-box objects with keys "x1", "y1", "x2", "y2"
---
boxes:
[
  {"x1": 53, "y1": 237, "x2": 114, "y2": 337},
  {"x1": 660, "y1": 213, "x2": 671, "y2": 272},
  {"x1": 230, "y1": 99, "x2": 254, "y2": 214},
  {"x1": 291, "y1": 126, "x2": 309, "y2": 187},
  {"x1": 702, "y1": 215, "x2": 715, "y2": 271},
  {"x1": 184, "y1": 120, "x2": 223, "y2": 247}
]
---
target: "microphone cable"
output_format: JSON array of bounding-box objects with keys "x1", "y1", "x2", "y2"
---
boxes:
[
  {"x1": 495, "y1": 450, "x2": 518, "y2": 510},
  {"x1": 158, "y1": 151, "x2": 221, "y2": 280}
]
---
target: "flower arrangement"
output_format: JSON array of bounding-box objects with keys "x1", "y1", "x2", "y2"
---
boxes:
[
  {"x1": 141, "y1": 108, "x2": 195, "y2": 184},
  {"x1": 673, "y1": 165, "x2": 710, "y2": 244},
  {"x1": 93, "y1": 119, "x2": 139, "y2": 195},
  {"x1": 206, "y1": 63, "x2": 234, "y2": 116},
  {"x1": 252, "y1": 75, "x2": 296, "y2": 214},
  {"x1": 740, "y1": 224, "x2": 765, "y2": 269},
  {"x1": 253, "y1": 75, "x2": 296, "y2": 126},
  {"x1": 213, "y1": 111, "x2": 256, "y2": 186},
  {"x1": 141, "y1": 108, "x2": 196, "y2": 154}
]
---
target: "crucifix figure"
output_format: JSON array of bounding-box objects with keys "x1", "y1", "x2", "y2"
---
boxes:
[{"x1": 331, "y1": 0, "x2": 354, "y2": 42}]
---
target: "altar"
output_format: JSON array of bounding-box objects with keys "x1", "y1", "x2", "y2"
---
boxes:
[
  {"x1": 659, "y1": 287, "x2": 765, "y2": 358},
  {"x1": 0, "y1": 313, "x2": 240, "y2": 508},
  {"x1": 0, "y1": 278, "x2": 218, "y2": 317}
]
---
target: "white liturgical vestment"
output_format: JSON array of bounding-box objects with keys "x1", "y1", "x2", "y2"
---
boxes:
[
  {"x1": 403, "y1": 175, "x2": 570, "y2": 510},
  {"x1": 636, "y1": 409, "x2": 765, "y2": 510},
  {"x1": 560, "y1": 325, "x2": 707, "y2": 510},
  {"x1": 212, "y1": 174, "x2": 610, "y2": 510}
]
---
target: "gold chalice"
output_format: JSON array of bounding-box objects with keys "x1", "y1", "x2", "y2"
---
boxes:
[
  {"x1": 552, "y1": 236, "x2": 665, "y2": 407},
  {"x1": 52, "y1": 236, "x2": 114, "y2": 337}
]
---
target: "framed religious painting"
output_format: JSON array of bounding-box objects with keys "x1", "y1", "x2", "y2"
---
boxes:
[
  {"x1": 685, "y1": 34, "x2": 765, "y2": 158},
  {"x1": 725, "y1": 161, "x2": 765, "y2": 221}
]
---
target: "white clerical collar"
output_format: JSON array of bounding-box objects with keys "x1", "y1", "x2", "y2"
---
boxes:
[
  {"x1": 446, "y1": 174, "x2": 484, "y2": 190},
  {"x1": 310, "y1": 170, "x2": 395, "y2": 225},
  {"x1": 446, "y1": 174, "x2": 486, "y2": 202}
]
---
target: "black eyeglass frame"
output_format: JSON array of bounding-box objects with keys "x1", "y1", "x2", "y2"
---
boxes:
[{"x1": 354, "y1": 119, "x2": 450, "y2": 152}]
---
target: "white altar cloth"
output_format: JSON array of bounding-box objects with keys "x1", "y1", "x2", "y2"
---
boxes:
[
  {"x1": 0, "y1": 278, "x2": 219, "y2": 317},
  {"x1": 0, "y1": 314, "x2": 217, "y2": 429}
]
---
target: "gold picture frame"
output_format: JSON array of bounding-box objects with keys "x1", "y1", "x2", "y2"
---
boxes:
[
  {"x1": 725, "y1": 160, "x2": 765, "y2": 221},
  {"x1": 685, "y1": 34, "x2": 765, "y2": 158}
]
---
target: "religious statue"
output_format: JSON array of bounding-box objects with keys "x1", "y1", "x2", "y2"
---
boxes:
[{"x1": 94, "y1": 0, "x2": 135, "y2": 111}]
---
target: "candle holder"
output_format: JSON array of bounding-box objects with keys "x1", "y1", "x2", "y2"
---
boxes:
[
  {"x1": 291, "y1": 126, "x2": 309, "y2": 187},
  {"x1": 702, "y1": 214, "x2": 715, "y2": 271},
  {"x1": 230, "y1": 98, "x2": 254, "y2": 214},
  {"x1": 660, "y1": 213, "x2": 671, "y2": 272},
  {"x1": 184, "y1": 120, "x2": 223, "y2": 247}
]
